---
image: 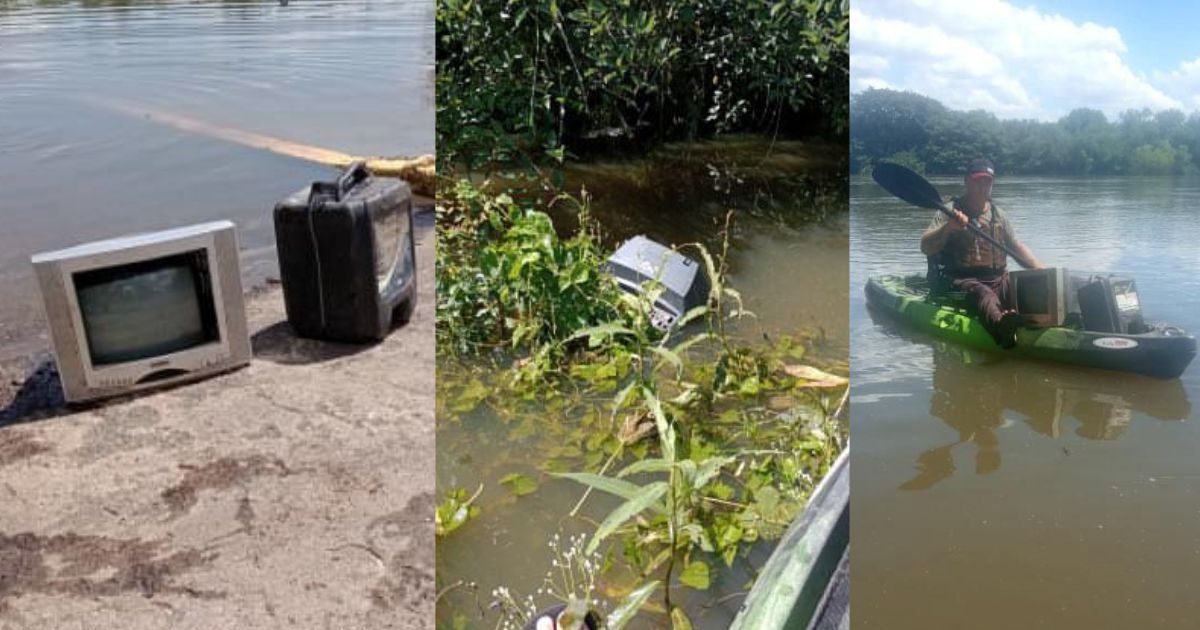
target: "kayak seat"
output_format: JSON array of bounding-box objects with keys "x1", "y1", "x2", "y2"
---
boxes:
[{"x1": 924, "y1": 253, "x2": 964, "y2": 305}]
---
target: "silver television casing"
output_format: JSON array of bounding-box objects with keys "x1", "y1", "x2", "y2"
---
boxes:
[
  {"x1": 606, "y1": 235, "x2": 710, "y2": 330},
  {"x1": 1009, "y1": 267, "x2": 1069, "y2": 328},
  {"x1": 31, "y1": 221, "x2": 251, "y2": 403}
]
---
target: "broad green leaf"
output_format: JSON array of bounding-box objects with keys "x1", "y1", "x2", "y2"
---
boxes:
[
  {"x1": 678, "y1": 560, "x2": 710, "y2": 590},
  {"x1": 755, "y1": 486, "x2": 781, "y2": 514},
  {"x1": 552, "y1": 473, "x2": 666, "y2": 515},
  {"x1": 694, "y1": 456, "x2": 734, "y2": 489},
  {"x1": 612, "y1": 380, "x2": 638, "y2": 409},
  {"x1": 643, "y1": 386, "x2": 676, "y2": 463},
  {"x1": 617, "y1": 457, "x2": 672, "y2": 477},
  {"x1": 673, "y1": 304, "x2": 710, "y2": 329},
  {"x1": 565, "y1": 322, "x2": 636, "y2": 347},
  {"x1": 649, "y1": 345, "x2": 683, "y2": 377},
  {"x1": 677, "y1": 459, "x2": 697, "y2": 486},
  {"x1": 606, "y1": 580, "x2": 660, "y2": 630},
  {"x1": 671, "y1": 605, "x2": 695, "y2": 630},
  {"x1": 587, "y1": 481, "x2": 668, "y2": 555},
  {"x1": 498, "y1": 473, "x2": 538, "y2": 496}
]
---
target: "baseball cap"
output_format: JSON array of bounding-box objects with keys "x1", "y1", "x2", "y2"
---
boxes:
[{"x1": 967, "y1": 158, "x2": 995, "y2": 179}]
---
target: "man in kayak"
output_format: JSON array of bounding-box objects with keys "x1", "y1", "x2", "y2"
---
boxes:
[{"x1": 920, "y1": 157, "x2": 1043, "y2": 348}]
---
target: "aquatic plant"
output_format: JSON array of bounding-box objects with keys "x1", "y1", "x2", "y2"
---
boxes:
[
  {"x1": 437, "y1": 179, "x2": 654, "y2": 359},
  {"x1": 436, "y1": 183, "x2": 847, "y2": 626},
  {"x1": 436, "y1": 485, "x2": 483, "y2": 538},
  {"x1": 489, "y1": 533, "x2": 660, "y2": 630},
  {"x1": 541, "y1": 238, "x2": 844, "y2": 625}
]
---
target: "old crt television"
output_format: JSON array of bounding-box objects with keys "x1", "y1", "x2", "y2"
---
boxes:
[
  {"x1": 606, "y1": 236, "x2": 710, "y2": 330},
  {"x1": 31, "y1": 221, "x2": 251, "y2": 403},
  {"x1": 1009, "y1": 267, "x2": 1069, "y2": 328},
  {"x1": 274, "y1": 162, "x2": 417, "y2": 342}
]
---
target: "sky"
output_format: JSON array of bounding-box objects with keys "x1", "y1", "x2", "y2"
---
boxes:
[{"x1": 850, "y1": 0, "x2": 1200, "y2": 121}]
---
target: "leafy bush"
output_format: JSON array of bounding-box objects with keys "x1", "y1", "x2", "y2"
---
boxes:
[
  {"x1": 437, "y1": 0, "x2": 849, "y2": 169},
  {"x1": 436, "y1": 179, "x2": 630, "y2": 356}
]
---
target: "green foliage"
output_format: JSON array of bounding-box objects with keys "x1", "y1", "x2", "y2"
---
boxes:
[
  {"x1": 436, "y1": 485, "x2": 483, "y2": 538},
  {"x1": 852, "y1": 88, "x2": 1200, "y2": 176},
  {"x1": 436, "y1": 179, "x2": 631, "y2": 357},
  {"x1": 437, "y1": 182, "x2": 847, "y2": 626},
  {"x1": 499, "y1": 473, "x2": 539, "y2": 497},
  {"x1": 437, "y1": 0, "x2": 849, "y2": 170}
]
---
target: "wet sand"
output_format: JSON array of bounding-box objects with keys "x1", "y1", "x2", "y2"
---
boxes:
[{"x1": 0, "y1": 207, "x2": 434, "y2": 629}]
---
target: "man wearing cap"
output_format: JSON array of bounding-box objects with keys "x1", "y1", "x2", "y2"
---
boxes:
[{"x1": 920, "y1": 158, "x2": 1044, "y2": 348}]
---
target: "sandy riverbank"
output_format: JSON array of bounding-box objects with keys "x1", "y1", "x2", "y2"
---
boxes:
[{"x1": 0, "y1": 208, "x2": 435, "y2": 629}]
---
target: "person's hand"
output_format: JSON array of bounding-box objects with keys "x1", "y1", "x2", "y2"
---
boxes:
[{"x1": 945, "y1": 208, "x2": 968, "y2": 232}]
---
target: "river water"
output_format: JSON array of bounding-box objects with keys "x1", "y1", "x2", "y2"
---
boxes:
[
  {"x1": 0, "y1": 0, "x2": 433, "y2": 362},
  {"x1": 436, "y1": 139, "x2": 848, "y2": 629},
  {"x1": 851, "y1": 176, "x2": 1200, "y2": 628}
]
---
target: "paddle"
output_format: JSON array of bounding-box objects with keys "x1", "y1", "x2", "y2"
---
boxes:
[{"x1": 871, "y1": 162, "x2": 1034, "y2": 269}]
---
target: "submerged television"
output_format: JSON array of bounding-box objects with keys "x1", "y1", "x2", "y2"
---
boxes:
[
  {"x1": 606, "y1": 235, "x2": 710, "y2": 330},
  {"x1": 31, "y1": 221, "x2": 251, "y2": 403}
]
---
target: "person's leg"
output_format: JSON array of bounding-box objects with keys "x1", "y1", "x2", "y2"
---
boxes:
[{"x1": 952, "y1": 276, "x2": 1015, "y2": 347}]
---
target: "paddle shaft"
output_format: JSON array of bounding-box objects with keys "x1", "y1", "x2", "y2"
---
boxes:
[
  {"x1": 935, "y1": 202, "x2": 1034, "y2": 269},
  {"x1": 871, "y1": 161, "x2": 1035, "y2": 268}
]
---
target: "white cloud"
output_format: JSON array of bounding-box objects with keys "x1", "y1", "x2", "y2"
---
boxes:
[
  {"x1": 1153, "y1": 58, "x2": 1200, "y2": 111},
  {"x1": 851, "y1": 0, "x2": 1181, "y2": 120}
]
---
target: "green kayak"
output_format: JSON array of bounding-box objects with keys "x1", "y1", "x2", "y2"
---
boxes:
[
  {"x1": 730, "y1": 449, "x2": 848, "y2": 630},
  {"x1": 865, "y1": 274, "x2": 1196, "y2": 379}
]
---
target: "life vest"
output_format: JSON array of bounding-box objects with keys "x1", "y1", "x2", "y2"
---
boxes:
[{"x1": 938, "y1": 197, "x2": 1010, "y2": 278}]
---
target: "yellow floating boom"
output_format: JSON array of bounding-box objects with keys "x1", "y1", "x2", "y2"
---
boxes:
[{"x1": 95, "y1": 100, "x2": 435, "y2": 197}]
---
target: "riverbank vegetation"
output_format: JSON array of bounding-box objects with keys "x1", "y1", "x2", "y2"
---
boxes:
[
  {"x1": 436, "y1": 181, "x2": 847, "y2": 627},
  {"x1": 435, "y1": 2, "x2": 848, "y2": 627},
  {"x1": 437, "y1": 0, "x2": 848, "y2": 170},
  {"x1": 852, "y1": 88, "x2": 1200, "y2": 176}
]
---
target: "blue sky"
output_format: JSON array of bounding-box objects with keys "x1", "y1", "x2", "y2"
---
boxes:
[{"x1": 851, "y1": 0, "x2": 1200, "y2": 120}]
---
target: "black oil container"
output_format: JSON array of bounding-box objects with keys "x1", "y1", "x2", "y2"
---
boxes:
[{"x1": 274, "y1": 162, "x2": 417, "y2": 342}]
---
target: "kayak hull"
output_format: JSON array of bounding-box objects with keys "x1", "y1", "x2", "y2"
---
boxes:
[
  {"x1": 865, "y1": 274, "x2": 1197, "y2": 379},
  {"x1": 730, "y1": 450, "x2": 849, "y2": 630}
]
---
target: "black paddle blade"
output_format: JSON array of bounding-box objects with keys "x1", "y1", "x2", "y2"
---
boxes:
[{"x1": 871, "y1": 162, "x2": 948, "y2": 211}]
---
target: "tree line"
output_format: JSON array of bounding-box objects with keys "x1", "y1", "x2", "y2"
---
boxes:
[
  {"x1": 437, "y1": 0, "x2": 848, "y2": 170},
  {"x1": 851, "y1": 88, "x2": 1200, "y2": 176}
]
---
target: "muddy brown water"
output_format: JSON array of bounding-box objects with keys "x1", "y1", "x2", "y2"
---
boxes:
[
  {"x1": 436, "y1": 139, "x2": 848, "y2": 629},
  {"x1": 0, "y1": 0, "x2": 433, "y2": 363},
  {"x1": 852, "y1": 176, "x2": 1200, "y2": 628}
]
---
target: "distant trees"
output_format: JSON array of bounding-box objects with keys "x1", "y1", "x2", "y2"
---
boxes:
[{"x1": 850, "y1": 88, "x2": 1200, "y2": 176}]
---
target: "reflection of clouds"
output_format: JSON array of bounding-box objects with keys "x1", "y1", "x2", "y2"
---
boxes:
[{"x1": 851, "y1": 392, "x2": 914, "y2": 406}]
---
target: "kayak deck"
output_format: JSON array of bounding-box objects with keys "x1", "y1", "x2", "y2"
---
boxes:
[{"x1": 865, "y1": 274, "x2": 1197, "y2": 379}]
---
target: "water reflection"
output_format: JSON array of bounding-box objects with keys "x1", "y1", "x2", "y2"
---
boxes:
[{"x1": 888, "y1": 332, "x2": 1190, "y2": 490}]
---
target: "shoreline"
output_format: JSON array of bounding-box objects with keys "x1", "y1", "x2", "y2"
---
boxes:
[
  {"x1": 0, "y1": 208, "x2": 434, "y2": 627},
  {"x1": 0, "y1": 197, "x2": 434, "y2": 422}
]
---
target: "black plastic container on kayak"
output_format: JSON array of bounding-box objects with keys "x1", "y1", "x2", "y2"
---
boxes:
[
  {"x1": 274, "y1": 162, "x2": 417, "y2": 342},
  {"x1": 1077, "y1": 274, "x2": 1145, "y2": 335}
]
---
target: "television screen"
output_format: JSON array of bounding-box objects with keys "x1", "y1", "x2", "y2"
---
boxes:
[
  {"x1": 73, "y1": 250, "x2": 220, "y2": 365},
  {"x1": 374, "y1": 201, "x2": 412, "y2": 292},
  {"x1": 1016, "y1": 273, "x2": 1049, "y2": 314}
]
